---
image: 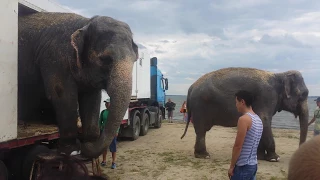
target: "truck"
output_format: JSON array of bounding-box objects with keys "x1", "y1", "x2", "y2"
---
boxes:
[
  {"x1": 0, "y1": 0, "x2": 168, "y2": 179},
  {"x1": 100, "y1": 48, "x2": 169, "y2": 140}
]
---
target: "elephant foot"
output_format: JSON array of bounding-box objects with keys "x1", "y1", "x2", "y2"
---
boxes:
[
  {"x1": 58, "y1": 139, "x2": 81, "y2": 156},
  {"x1": 265, "y1": 152, "x2": 280, "y2": 162},
  {"x1": 194, "y1": 150, "x2": 210, "y2": 159}
]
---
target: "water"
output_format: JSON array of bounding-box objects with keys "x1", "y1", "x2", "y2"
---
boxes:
[{"x1": 166, "y1": 95, "x2": 318, "y2": 131}]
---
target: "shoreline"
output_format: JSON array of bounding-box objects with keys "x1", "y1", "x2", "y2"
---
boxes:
[{"x1": 166, "y1": 119, "x2": 314, "y2": 131}]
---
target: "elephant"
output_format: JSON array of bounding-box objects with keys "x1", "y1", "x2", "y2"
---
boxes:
[
  {"x1": 18, "y1": 12, "x2": 138, "y2": 158},
  {"x1": 181, "y1": 67, "x2": 309, "y2": 162},
  {"x1": 288, "y1": 135, "x2": 320, "y2": 180}
]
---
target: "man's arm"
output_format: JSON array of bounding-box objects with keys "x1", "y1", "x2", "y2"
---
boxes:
[
  {"x1": 229, "y1": 116, "x2": 250, "y2": 168},
  {"x1": 308, "y1": 117, "x2": 315, "y2": 126}
]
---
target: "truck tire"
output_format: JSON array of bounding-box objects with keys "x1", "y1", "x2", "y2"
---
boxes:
[
  {"x1": 131, "y1": 110, "x2": 141, "y2": 141},
  {"x1": 155, "y1": 114, "x2": 163, "y2": 128},
  {"x1": 0, "y1": 160, "x2": 8, "y2": 180},
  {"x1": 22, "y1": 145, "x2": 50, "y2": 180},
  {"x1": 140, "y1": 109, "x2": 150, "y2": 136},
  {"x1": 7, "y1": 150, "x2": 24, "y2": 180}
]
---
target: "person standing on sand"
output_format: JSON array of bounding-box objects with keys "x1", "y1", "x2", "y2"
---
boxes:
[
  {"x1": 228, "y1": 90, "x2": 263, "y2": 180},
  {"x1": 165, "y1": 98, "x2": 176, "y2": 123},
  {"x1": 99, "y1": 98, "x2": 120, "y2": 169},
  {"x1": 180, "y1": 101, "x2": 187, "y2": 122},
  {"x1": 308, "y1": 97, "x2": 320, "y2": 136}
]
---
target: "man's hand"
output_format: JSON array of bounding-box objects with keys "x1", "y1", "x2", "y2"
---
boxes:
[{"x1": 228, "y1": 166, "x2": 234, "y2": 179}]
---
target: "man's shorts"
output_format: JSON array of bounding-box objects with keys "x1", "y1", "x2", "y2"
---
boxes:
[
  {"x1": 109, "y1": 137, "x2": 117, "y2": 153},
  {"x1": 314, "y1": 130, "x2": 320, "y2": 136}
]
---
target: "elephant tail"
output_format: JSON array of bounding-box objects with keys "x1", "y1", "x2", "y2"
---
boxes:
[
  {"x1": 180, "y1": 109, "x2": 191, "y2": 139},
  {"x1": 181, "y1": 87, "x2": 193, "y2": 139}
]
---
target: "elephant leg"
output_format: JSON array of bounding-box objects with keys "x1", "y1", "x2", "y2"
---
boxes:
[
  {"x1": 194, "y1": 131, "x2": 210, "y2": 158},
  {"x1": 78, "y1": 90, "x2": 101, "y2": 141},
  {"x1": 257, "y1": 140, "x2": 266, "y2": 160},
  {"x1": 42, "y1": 74, "x2": 79, "y2": 155},
  {"x1": 260, "y1": 118, "x2": 280, "y2": 162}
]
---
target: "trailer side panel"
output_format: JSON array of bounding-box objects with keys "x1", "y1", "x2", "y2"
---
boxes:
[{"x1": 0, "y1": 0, "x2": 18, "y2": 143}]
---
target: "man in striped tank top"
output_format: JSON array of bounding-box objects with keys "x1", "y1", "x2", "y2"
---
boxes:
[{"x1": 228, "y1": 90, "x2": 263, "y2": 180}]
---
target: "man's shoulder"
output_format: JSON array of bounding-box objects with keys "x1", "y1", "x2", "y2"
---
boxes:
[
  {"x1": 101, "y1": 109, "x2": 108, "y2": 113},
  {"x1": 239, "y1": 114, "x2": 252, "y2": 121},
  {"x1": 238, "y1": 114, "x2": 252, "y2": 126}
]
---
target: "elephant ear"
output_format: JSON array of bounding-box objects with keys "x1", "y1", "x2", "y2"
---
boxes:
[
  {"x1": 71, "y1": 25, "x2": 89, "y2": 69},
  {"x1": 132, "y1": 40, "x2": 139, "y2": 60},
  {"x1": 283, "y1": 72, "x2": 296, "y2": 98}
]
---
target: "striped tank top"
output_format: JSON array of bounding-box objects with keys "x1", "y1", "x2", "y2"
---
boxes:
[{"x1": 236, "y1": 112, "x2": 263, "y2": 166}]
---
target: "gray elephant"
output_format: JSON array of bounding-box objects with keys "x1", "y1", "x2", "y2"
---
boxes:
[
  {"x1": 181, "y1": 67, "x2": 309, "y2": 162},
  {"x1": 288, "y1": 135, "x2": 320, "y2": 180},
  {"x1": 18, "y1": 12, "x2": 138, "y2": 158}
]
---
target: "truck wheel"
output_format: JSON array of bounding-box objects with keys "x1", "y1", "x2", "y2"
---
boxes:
[
  {"x1": 155, "y1": 114, "x2": 163, "y2": 128},
  {"x1": 0, "y1": 160, "x2": 8, "y2": 180},
  {"x1": 140, "y1": 110, "x2": 150, "y2": 136},
  {"x1": 7, "y1": 150, "x2": 24, "y2": 180},
  {"x1": 131, "y1": 110, "x2": 141, "y2": 141},
  {"x1": 22, "y1": 145, "x2": 50, "y2": 180}
]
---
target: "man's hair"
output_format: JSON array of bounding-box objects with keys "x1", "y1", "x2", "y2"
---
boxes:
[{"x1": 235, "y1": 90, "x2": 255, "y2": 107}]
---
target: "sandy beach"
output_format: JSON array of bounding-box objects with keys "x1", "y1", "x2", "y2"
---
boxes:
[{"x1": 99, "y1": 121, "x2": 313, "y2": 180}]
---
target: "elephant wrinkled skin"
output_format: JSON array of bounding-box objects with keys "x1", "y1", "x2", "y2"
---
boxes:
[
  {"x1": 181, "y1": 67, "x2": 309, "y2": 162},
  {"x1": 18, "y1": 12, "x2": 138, "y2": 158}
]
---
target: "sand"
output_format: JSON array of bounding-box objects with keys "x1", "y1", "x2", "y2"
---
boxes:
[{"x1": 99, "y1": 121, "x2": 313, "y2": 180}]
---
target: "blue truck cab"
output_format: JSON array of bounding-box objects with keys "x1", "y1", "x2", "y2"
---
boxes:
[{"x1": 150, "y1": 57, "x2": 168, "y2": 117}]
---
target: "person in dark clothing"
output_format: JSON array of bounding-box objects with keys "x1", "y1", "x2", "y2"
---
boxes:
[{"x1": 165, "y1": 98, "x2": 176, "y2": 123}]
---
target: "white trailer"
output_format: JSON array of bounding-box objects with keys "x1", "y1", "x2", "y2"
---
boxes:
[
  {"x1": 100, "y1": 47, "x2": 169, "y2": 141},
  {"x1": 0, "y1": 1, "x2": 72, "y2": 179}
]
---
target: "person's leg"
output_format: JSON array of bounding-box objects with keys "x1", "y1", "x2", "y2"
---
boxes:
[
  {"x1": 231, "y1": 165, "x2": 257, "y2": 180},
  {"x1": 250, "y1": 164, "x2": 258, "y2": 180},
  {"x1": 109, "y1": 137, "x2": 117, "y2": 169},
  {"x1": 170, "y1": 111, "x2": 173, "y2": 122},
  {"x1": 101, "y1": 150, "x2": 107, "y2": 166},
  {"x1": 100, "y1": 130, "x2": 107, "y2": 166}
]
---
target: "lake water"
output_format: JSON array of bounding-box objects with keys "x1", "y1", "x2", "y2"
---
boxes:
[{"x1": 166, "y1": 95, "x2": 318, "y2": 131}]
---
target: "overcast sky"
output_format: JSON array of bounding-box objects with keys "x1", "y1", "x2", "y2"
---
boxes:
[{"x1": 56, "y1": 0, "x2": 320, "y2": 96}]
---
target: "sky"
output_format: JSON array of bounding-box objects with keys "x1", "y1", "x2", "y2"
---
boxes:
[{"x1": 55, "y1": 0, "x2": 320, "y2": 96}]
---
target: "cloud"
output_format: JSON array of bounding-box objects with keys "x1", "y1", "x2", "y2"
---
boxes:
[{"x1": 55, "y1": 0, "x2": 320, "y2": 96}]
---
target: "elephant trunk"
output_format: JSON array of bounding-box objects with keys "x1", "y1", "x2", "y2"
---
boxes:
[
  {"x1": 298, "y1": 100, "x2": 309, "y2": 145},
  {"x1": 81, "y1": 60, "x2": 133, "y2": 158}
]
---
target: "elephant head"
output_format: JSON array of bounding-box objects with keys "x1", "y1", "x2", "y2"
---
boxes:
[
  {"x1": 278, "y1": 70, "x2": 309, "y2": 145},
  {"x1": 70, "y1": 16, "x2": 138, "y2": 158}
]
